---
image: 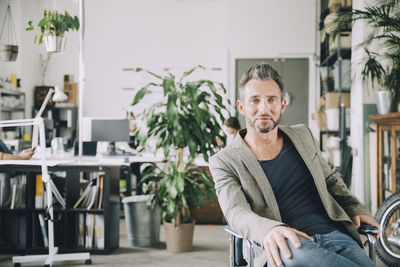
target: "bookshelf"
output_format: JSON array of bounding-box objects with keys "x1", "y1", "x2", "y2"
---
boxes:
[
  {"x1": 0, "y1": 164, "x2": 120, "y2": 255},
  {"x1": 370, "y1": 112, "x2": 400, "y2": 206}
]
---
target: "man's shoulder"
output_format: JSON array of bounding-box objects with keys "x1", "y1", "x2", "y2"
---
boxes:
[
  {"x1": 280, "y1": 124, "x2": 308, "y2": 131},
  {"x1": 210, "y1": 143, "x2": 238, "y2": 166},
  {"x1": 280, "y1": 124, "x2": 312, "y2": 137},
  {"x1": 211, "y1": 143, "x2": 235, "y2": 160}
]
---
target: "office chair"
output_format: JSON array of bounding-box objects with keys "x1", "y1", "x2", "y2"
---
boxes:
[{"x1": 224, "y1": 224, "x2": 378, "y2": 267}]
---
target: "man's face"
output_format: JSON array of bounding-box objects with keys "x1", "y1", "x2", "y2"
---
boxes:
[{"x1": 237, "y1": 79, "x2": 286, "y2": 133}]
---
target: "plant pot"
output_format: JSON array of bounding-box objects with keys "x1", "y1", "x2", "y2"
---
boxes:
[
  {"x1": 0, "y1": 44, "x2": 18, "y2": 61},
  {"x1": 163, "y1": 220, "x2": 195, "y2": 253},
  {"x1": 375, "y1": 90, "x2": 392, "y2": 114},
  {"x1": 44, "y1": 36, "x2": 66, "y2": 53}
]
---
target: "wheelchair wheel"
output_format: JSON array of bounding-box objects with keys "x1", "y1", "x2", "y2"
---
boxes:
[{"x1": 375, "y1": 193, "x2": 400, "y2": 267}]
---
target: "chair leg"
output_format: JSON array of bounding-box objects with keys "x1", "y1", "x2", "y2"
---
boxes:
[
  {"x1": 246, "y1": 240, "x2": 254, "y2": 267},
  {"x1": 366, "y1": 233, "x2": 376, "y2": 263},
  {"x1": 229, "y1": 234, "x2": 235, "y2": 267}
]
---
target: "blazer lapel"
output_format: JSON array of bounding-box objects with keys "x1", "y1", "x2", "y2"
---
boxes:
[
  {"x1": 232, "y1": 130, "x2": 282, "y2": 221},
  {"x1": 279, "y1": 126, "x2": 329, "y2": 203}
]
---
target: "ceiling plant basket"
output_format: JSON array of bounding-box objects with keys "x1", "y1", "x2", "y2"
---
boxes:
[
  {"x1": 0, "y1": 2, "x2": 18, "y2": 62},
  {"x1": 26, "y1": 9, "x2": 79, "y2": 53}
]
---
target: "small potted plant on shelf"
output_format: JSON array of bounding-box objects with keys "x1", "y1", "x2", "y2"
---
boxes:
[
  {"x1": 327, "y1": 0, "x2": 400, "y2": 113},
  {"x1": 26, "y1": 10, "x2": 79, "y2": 53},
  {"x1": 132, "y1": 65, "x2": 231, "y2": 252}
]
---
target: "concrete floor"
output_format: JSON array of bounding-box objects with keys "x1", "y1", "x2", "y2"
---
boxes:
[
  {"x1": 0, "y1": 220, "x2": 229, "y2": 267},
  {"x1": 0, "y1": 219, "x2": 389, "y2": 267}
]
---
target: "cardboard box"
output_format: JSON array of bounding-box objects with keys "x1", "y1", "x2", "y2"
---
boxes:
[
  {"x1": 63, "y1": 82, "x2": 77, "y2": 106},
  {"x1": 321, "y1": 92, "x2": 350, "y2": 109},
  {"x1": 314, "y1": 92, "x2": 350, "y2": 130}
]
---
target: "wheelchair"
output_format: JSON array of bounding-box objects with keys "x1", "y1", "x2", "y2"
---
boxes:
[{"x1": 224, "y1": 224, "x2": 379, "y2": 267}]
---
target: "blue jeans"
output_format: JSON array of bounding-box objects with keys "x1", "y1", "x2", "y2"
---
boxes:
[{"x1": 266, "y1": 231, "x2": 376, "y2": 267}]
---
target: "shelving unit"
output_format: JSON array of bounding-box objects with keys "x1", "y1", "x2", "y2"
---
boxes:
[
  {"x1": 32, "y1": 106, "x2": 78, "y2": 147},
  {"x1": 370, "y1": 112, "x2": 400, "y2": 206},
  {"x1": 319, "y1": 2, "x2": 352, "y2": 182},
  {"x1": 0, "y1": 89, "x2": 26, "y2": 138},
  {"x1": 0, "y1": 164, "x2": 120, "y2": 255}
]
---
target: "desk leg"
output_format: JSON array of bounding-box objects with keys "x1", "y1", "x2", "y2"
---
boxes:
[
  {"x1": 120, "y1": 165, "x2": 131, "y2": 197},
  {"x1": 130, "y1": 162, "x2": 142, "y2": 195}
]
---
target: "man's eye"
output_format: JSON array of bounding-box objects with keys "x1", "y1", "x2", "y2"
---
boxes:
[
  {"x1": 250, "y1": 99, "x2": 258, "y2": 103},
  {"x1": 269, "y1": 98, "x2": 278, "y2": 103}
]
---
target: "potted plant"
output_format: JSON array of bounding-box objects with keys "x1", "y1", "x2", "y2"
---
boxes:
[
  {"x1": 26, "y1": 10, "x2": 79, "y2": 53},
  {"x1": 131, "y1": 65, "x2": 231, "y2": 252},
  {"x1": 327, "y1": 0, "x2": 400, "y2": 113}
]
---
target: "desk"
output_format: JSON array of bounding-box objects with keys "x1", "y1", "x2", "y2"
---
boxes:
[
  {"x1": 0, "y1": 161, "x2": 123, "y2": 254},
  {"x1": 0, "y1": 153, "x2": 166, "y2": 197}
]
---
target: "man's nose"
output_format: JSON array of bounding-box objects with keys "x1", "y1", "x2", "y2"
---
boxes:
[{"x1": 258, "y1": 99, "x2": 270, "y2": 111}]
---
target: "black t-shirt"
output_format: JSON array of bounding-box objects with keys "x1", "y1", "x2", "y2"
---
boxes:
[{"x1": 258, "y1": 134, "x2": 344, "y2": 236}]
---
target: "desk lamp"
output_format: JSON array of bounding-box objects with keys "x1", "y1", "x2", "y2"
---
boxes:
[{"x1": 0, "y1": 88, "x2": 91, "y2": 266}]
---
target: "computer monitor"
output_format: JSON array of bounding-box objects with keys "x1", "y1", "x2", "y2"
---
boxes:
[{"x1": 82, "y1": 117, "x2": 130, "y2": 155}]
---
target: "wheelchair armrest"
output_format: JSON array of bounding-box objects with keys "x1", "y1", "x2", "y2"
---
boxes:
[
  {"x1": 224, "y1": 225, "x2": 243, "y2": 238},
  {"x1": 224, "y1": 225, "x2": 249, "y2": 266},
  {"x1": 358, "y1": 223, "x2": 379, "y2": 236}
]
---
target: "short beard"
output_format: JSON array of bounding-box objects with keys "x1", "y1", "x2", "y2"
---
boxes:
[{"x1": 247, "y1": 116, "x2": 280, "y2": 133}]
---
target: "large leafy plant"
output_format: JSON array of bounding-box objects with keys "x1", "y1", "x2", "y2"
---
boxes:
[
  {"x1": 26, "y1": 10, "x2": 79, "y2": 44},
  {"x1": 132, "y1": 65, "x2": 230, "y2": 162},
  {"x1": 141, "y1": 161, "x2": 216, "y2": 226},
  {"x1": 132, "y1": 65, "x2": 231, "y2": 226},
  {"x1": 328, "y1": 0, "x2": 400, "y2": 110}
]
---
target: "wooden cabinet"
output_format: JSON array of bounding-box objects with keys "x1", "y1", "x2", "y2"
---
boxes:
[{"x1": 370, "y1": 112, "x2": 400, "y2": 206}]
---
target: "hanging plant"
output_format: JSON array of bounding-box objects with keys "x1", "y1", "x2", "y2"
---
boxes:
[
  {"x1": 26, "y1": 10, "x2": 79, "y2": 53},
  {"x1": 0, "y1": 3, "x2": 18, "y2": 62}
]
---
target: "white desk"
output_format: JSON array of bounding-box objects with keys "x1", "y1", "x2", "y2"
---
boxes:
[{"x1": 0, "y1": 153, "x2": 166, "y2": 167}]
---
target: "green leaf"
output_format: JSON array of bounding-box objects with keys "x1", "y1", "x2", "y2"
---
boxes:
[{"x1": 132, "y1": 86, "x2": 151, "y2": 106}]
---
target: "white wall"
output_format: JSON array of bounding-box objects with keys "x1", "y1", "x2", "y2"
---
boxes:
[
  {"x1": 1, "y1": 0, "x2": 318, "y2": 121},
  {"x1": 226, "y1": 0, "x2": 319, "y2": 136}
]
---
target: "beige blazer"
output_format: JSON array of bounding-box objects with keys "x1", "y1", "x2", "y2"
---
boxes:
[{"x1": 209, "y1": 124, "x2": 372, "y2": 267}]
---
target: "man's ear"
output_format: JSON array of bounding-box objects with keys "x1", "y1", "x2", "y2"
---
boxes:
[
  {"x1": 237, "y1": 99, "x2": 245, "y2": 116},
  {"x1": 280, "y1": 98, "x2": 287, "y2": 114}
]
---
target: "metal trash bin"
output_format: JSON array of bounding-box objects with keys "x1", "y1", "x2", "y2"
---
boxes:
[{"x1": 122, "y1": 195, "x2": 160, "y2": 247}]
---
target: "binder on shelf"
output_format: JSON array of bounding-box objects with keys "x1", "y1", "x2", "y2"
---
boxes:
[
  {"x1": 86, "y1": 185, "x2": 98, "y2": 210},
  {"x1": 78, "y1": 213, "x2": 85, "y2": 247},
  {"x1": 85, "y1": 213, "x2": 95, "y2": 248},
  {"x1": 38, "y1": 213, "x2": 48, "y2": 247},
  {"x1": 10, "y1": 183, "x2": 16, "y2": 209},
  {"x1": 98, "y1": 176, "x2": 104, "y2": 209},
  {"x1": 94, "y1": 215, "x2": 104, "y2": 249},
  {"x1": 35, "y1": 175, "x2": 44, "y2": 208},
  {"x1": 73, "y1": 178, "x2": 95, "y2": 209}
]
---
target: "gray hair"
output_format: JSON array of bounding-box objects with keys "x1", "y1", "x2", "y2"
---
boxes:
[{"x1": 239, "y1": 63, "x2": 284, "y2": 100}]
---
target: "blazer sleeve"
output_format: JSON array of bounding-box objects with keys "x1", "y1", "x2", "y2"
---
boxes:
[
  {"x1": 209, "y1": 153, "x2": 284, "y2": 247},
  {"x1": 306, "y1": 127, "x2": 372, "y2": 219}
]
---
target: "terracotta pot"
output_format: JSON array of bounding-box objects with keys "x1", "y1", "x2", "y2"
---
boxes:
[
  {"x1": 0, "y1": 44, "x2": 18, "y2": 61},
  {"x1": 163, "y1": 220, "x2": 195, "y2": 253}
]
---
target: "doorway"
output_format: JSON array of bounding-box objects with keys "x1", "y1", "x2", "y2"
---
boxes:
[{"x1": 235, "y1": 58, "x2": 309, "y2": 127}]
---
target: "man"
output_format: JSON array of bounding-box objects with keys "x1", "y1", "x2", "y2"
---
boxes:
[
  {"x1": 209, "y1": 63, "x2": 379, "y2": 267},
  {"x1": 0, "y1": 140, "x2": 34, "y2": 160}
]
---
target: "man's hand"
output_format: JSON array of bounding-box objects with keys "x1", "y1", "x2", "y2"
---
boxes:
[
  {"x1": 263, "y1": 225, "x2": 313, "y2": 267},
  {"x1": 17, "y1": 149, "x2": 34, "y2": 160},
  {"x1": 353, "y1": 214, "x2": 380, "y2": 239}
]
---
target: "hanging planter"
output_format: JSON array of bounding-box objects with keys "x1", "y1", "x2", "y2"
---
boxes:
[
  {"x1": 26, "y1": 10, "x2": 79, "y2": 53},
  {"x1": 44, "y1": 36, "x2": 66, "y2": 53},
  {"x1": 0, "y1": 2, "x2": 19, "y2": 61}
]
